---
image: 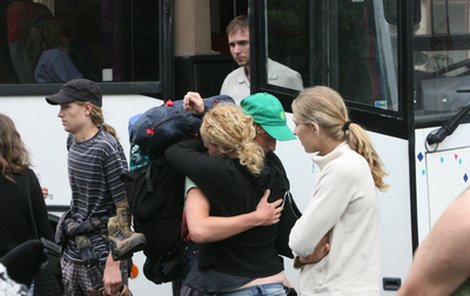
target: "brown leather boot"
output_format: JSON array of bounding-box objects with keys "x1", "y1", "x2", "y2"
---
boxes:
[{"x1": 108, "y1": 206, "x2": 146, "y2": 260}]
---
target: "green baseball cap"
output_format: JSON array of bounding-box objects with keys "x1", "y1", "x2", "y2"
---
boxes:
[{"x1": 241, "y1": 93, "x2": 296, "y2": 141}]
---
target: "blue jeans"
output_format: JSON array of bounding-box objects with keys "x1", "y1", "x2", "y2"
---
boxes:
[{"x1": 215, "y1": 283, "x2": 286, "y2": 296}]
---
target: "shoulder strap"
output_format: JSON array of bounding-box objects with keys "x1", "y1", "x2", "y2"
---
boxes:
[
  {"x1": 268, "y1": 153, "x2": 290, "y2": 189},
  {"x1": 144, "y1": 156, "x2": 167, "y2": 192},
  {"x1": 17, "y1": 172, "x2": 39, "y2": 239}
]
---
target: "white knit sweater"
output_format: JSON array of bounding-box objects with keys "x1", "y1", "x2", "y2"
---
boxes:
[{"x1": 289, "y1": 142, "x2": 380, "y2": 295}]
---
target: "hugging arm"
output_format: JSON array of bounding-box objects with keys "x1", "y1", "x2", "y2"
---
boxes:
[{"x1": 185, "y1": 188, "x2": 283, "y2": 243}]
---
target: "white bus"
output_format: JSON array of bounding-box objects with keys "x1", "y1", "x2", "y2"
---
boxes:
[{"x1": 2, "y1": 0, "x2": 470, "y2": 294}]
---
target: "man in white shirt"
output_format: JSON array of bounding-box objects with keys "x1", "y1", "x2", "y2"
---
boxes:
[{"x1": 220, "y1": 15, "x2": 303, "y2": 104}]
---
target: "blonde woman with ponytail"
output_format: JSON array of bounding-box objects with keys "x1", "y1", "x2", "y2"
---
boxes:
[
  {"x1": 289, "y1": 86, "x2": 387, "y2": 295},
  {"x1": 166, "y1": 103, "x2": 288, "y2": 296}
]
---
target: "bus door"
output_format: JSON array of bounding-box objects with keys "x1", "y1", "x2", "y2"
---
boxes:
[{"x1": 249, "y1": 0, "x2": 420, "y2": 293}]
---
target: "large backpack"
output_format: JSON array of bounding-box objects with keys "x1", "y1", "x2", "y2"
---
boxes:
[
  {"x1": 130, "y1": 95, "x2": 234, "y2": 155},
  {"x1": 120, "y1": 156, "x2": 186, "y2": 285},
  {"x1": 122, "y1": 95, "x2": 234, "y2": 284}
]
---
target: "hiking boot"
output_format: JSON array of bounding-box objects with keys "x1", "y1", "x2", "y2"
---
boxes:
[{"x1": 108, "y1": 206, "x2": 146, "y2": 260}]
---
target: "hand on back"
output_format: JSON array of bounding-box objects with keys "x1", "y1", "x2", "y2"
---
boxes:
[{"x1": 255, "y1": 189, "x2": 283, "y2": 226}]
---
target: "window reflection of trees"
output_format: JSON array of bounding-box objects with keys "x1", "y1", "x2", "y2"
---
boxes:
[{"x1": 266, "y1": 0, "x2": 309, "y2": 88}]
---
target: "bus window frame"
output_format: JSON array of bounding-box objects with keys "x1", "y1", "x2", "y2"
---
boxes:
[
  {"x1": 248, "y1": 0, "x2": 414, "y2": 140},
  {"x1": 0, "y1": 0, "x2": 174, "y2": 99}
]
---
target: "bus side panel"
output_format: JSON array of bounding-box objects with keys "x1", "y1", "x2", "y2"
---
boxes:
[
  {"x1": 369, "y1": 132, "x2": 413, "y2": 293},
  {"x1": 2, "y1": 95, "x2": 161, "y2": 206},
  {"x1": 415, "y1": 124, "x2": 470, "y2": 243},
  {"x1": 2, "y1": 94, "x2": 169, "y2": 294}
]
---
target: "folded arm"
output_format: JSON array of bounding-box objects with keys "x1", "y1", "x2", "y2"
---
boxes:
[{"x1": 293, "y1": 230, "x2": 331, "y2": 268}]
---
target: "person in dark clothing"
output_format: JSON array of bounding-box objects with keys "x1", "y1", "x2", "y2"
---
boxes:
[
  {"x1": 0, "y1": 113, "x2": 54, "y2": 293},
  {"x1": 166, "y1": 103, "x2": 291, "y2": 296},
  {"x1": 0, "y1": 113, "x2": 54, "y2": 257},
  {"x1": 25, "y1": 16, "x2": 82, "y2": 83},
  {"x1": 170, "y1": 92, "x2": 300, "y2": 296}
]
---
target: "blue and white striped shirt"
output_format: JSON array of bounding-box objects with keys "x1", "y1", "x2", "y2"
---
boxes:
[{"x1": 63, "y1": 128, "x2": 128, "y2": 264}]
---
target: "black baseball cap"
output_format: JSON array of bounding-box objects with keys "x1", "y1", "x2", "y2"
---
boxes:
[{"x1": 46, "y1": 78, "x2": 102, "y2": 107}]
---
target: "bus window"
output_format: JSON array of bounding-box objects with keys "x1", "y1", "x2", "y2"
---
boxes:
[
  {"x1": 414, "y1": 0, "x2": 470, "y2": 123},
  {"x1": 383, "y1": 0, "x2": 421, "y2": 25},
  {"x1": 266, "y1": 0, "x2": 308, "y2": 92},
  {"x1": 264, "y1": 0, "x2": 399, "y2": 112},
  {"x1": 2, "y1": 0, "x2": 160, "y2": 84},
  {"x1": 331, "y1": 0, "x2": 399, "y2": 111}
]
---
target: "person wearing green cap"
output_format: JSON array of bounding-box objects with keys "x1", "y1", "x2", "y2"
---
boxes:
[
  {"x1": 240, "y1": 92, "x2": 296, "y2": 152},
  {"x1": 166, "y1": 103, "x2": 289, "y2": 296},
  {"x1": 183, "y1": 91, "x2": 296, "y2": 153},
  {"x1": 179, "y1": 91, "x2": 300, "y2": 295}
]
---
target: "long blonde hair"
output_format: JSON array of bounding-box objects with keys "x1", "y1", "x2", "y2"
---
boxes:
[
  {"x1": 292, "y1": 86, "x2": 388, "y2": 191},
  {"x1": 76, "y1": 101, "x2": 119, "y2": 142},
  {"x1": 200, "y1": 104, "x2": 264, "y2": 175},
  {"x1": 0, "y1": 113, "x2": 31, "y2": 179}
]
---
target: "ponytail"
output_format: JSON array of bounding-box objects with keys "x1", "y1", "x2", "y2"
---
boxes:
[
  {"x1": 102, "y1": 123, "x2": 119, "y2": 142},
  {"x1": 201, "y1": 104, "x2": 265, "y2": 175},
  {"x1": 76, "y1": 102, "x2": 119, "y2": 143},
  {"x1": 236, "y1": 140, "x2": 264, "y2": 175},
  {"x1": 345, "y1": 123, "x2": 388, "y2": 192}
]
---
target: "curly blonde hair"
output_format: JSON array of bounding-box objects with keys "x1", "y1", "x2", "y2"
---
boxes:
[
  {"x1": 0, "y1": 113, "x2": 31, "y2": 179},
  {"x1": 292, "y1": 86, "x2": 388, "y2": 191},
  {"x1": 200, "y1": 104, "x2": 264, "y2": 175}
]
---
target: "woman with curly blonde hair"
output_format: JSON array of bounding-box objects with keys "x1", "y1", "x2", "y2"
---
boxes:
[
  {"x1": 166, "y1": 103, "x2": 288, "y2": 296},
  {"x1": 289, "y1": 86, "x2": 388, "y2": 295},
  {"x1": 199, "y1": 103, "x2": 264, "y2": 175}
]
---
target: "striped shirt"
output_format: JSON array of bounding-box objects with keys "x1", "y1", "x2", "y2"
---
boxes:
[{"x1": 63, "y1": 128, "x2": 128, "y2": 264}]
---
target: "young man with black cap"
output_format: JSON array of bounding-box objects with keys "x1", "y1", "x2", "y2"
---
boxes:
[{"x1": 46, "y1": 78, "x2": 145, "y2": 296}]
